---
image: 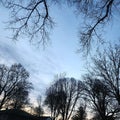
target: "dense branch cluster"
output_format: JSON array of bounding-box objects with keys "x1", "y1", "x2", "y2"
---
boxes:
[
  {"x1": 1, "y1": 0, "x2": 54, "y2": 45},
  {"x1": 44, "y1": 44, "x2": 120, "y2": 120},
  {"x1": 76, "y1": 0, "x2": 115, "y2": 51},
  {"x1": 0, "y1": 44, "x2": 119, "y2": 120},
  {"x1": 44, "y1": 77, "x2": 84, "y2": 120},
  {"x1": 82, "y1": 44, "x2": 120, "y2": 120},
  {"x1": 0, "y1": 63, "x2": 32, "y2": 109},
  {"x1": 0, "y1": 0, "x2": 120, "y2": 51}
]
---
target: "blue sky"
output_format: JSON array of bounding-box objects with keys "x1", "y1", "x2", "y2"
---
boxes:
[
  {"x1": 0, "y1": 4, "x2": 120, "y2": 104},
  {"x1": 0, "y1": 5, "x2": 87, "y2": 102}
]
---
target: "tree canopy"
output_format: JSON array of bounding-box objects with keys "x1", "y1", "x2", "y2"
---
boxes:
[
  {"x1": 1, "y1": 0, "x2": 120, "y2": 52},
  {"x1": 82, "y1": 44, "x2": 120, "y2": 120},
  {"x1": 0, "y1": 63, "x2": 33, "y2": 110},
  {"x1": 44, "y1": 77, "x2": 84, "y2": 120}
]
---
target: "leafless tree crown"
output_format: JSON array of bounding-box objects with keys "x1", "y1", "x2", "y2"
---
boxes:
[
  {"x1": 1, "y1": 0, "x2": 54, "y2": 46},
  {"x1": 1, "y1": 0, "x2": 120, "y2": 51}
]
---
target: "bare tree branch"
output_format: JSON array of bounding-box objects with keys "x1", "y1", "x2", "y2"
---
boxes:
[
  {"x1": 0, "y1": 0, "x2": 120, "y2": 52},
  {"x1": 1, "y1": 0, "x2": 54, "y2": 46}
]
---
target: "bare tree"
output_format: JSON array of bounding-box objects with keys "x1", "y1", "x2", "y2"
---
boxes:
[
  {"x1": 44, "y1": 77, "x2": 84, "y2": 120},
  {"x1": 44, "y1": 86, "x2": 58, "y2": 118},
  {"x1": 1, "y1": 0, "x2": 54, "y2": 46},
  {"x1": 83, "y1": 77, "x2": 116, "y2": 120},
  {"x1": 67, "y1": 0, "x2": 119, "y2": 51},
  {"x1": 1, "y1": 0, "x2": 120, "y2": 51},
  {"x1": 91, "y1": 44, "x2": 120, "y2": 105},
  {"x1": 34, "y1": 95, "x2": 44, "y2": 116},
  {"x1": 9, "y1": 79, "x2": 32, "y2": 109},
  {"x1": 81, "y1": 44, "x2": 120, "y2": 119},
  {"x1": 72, "y1": 106, "x2": 87, "y2": 120},
  {"x1": 0, "y1": 63, "x2": 32, "y2": 109}
]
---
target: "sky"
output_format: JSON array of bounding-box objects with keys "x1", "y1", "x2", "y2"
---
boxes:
[
  {"x1": 0, "y1": 5, "x2": 87, "y2": 102},
  {"x1": 0, "y1": 3, "x2": 120, "y2": 106}
]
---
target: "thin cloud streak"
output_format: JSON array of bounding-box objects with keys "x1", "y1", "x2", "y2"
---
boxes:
[{"x1": 0, "y1": 38, "x2": 63, "y2": 98}]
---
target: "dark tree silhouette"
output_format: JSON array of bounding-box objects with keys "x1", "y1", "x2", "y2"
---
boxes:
[
  {"x1": 83, "y1": 78, "x2": 115, "y2": 120},
  {"x1": 72, "y1": 106, "x2": 87, "y2": 120},
  {"x1": 1, "y1": 0, "x2": 120, "y2": 51},
  {"x1": 34, "y1": 105, "x2": 44, "y2": 117},
  {"x1": 0, "y1": 63, "x2": 32, "y2": 109},
  {"x1": 44, "y1": 77, "x2": 84, "y2": 120},
  {"x1": 1, "y1": 0, "x2": 54, "y2": 46},
  {"x1": 44, "y1": 86, "x2": 60, "y2": 119},
  {"x1": 34, "y1": 95, "x2": 44, "y2": 117},
  {"x1": 91, "y1": 44, "x2": 120, "y2": 105},
  {"x1": 10, "y1": 79, "x2": 32, "y2": 109},
  {"x1": 68, "y1": 0, "x2": 118, "y2": 51}
]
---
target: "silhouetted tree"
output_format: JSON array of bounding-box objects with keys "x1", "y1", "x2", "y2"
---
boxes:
[
  {"x1": 44, "y1": 86, "x2": 59, "y2": 119},
  {"x1": 44, "y1": 77, "x2": 84, "y2": 120},
  {"x1": 83, "y1": 76, "x2": 117, "y2": 120},
  {"x1": 90, "y1": 44, "x2": 120, "y2": 105},
  {"x1": 1, "y1": 0, "x2": 54, "y2": 45},
  {"x1": 67, "y1": 0, "x2": 118, "y2": 51},
  {"x1": 85, "y1": 75, "x2": 119, "y2": 120},
  {"x1": 9, "y1": 80, "x2": 32, "y2": 109},
  {"x1": 72, "y1": 106, "x2": 87, "y2": 120},
  {"x1": 34, "y1": 95, "x2": 44, "y2": 116},
  {"x1": 34, "y1": 105, "x2": 44, "y2": 117},
  {"x1": 1, "y1": 0, "x2": 119, "y2": 51},
  {"x1": 0, "y1": 63, "x2": 32, "y2": 109}
]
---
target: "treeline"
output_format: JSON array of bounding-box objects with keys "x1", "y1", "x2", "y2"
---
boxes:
[
  {"x1": 0, "y1": 63, "x2": 44, "y2": 116},
  {"x1": 0, "y1": 44, "x2": 120, "y2": 120},
  {"x1": 44, "y1": 44, "x2": 120, "y2": 120}
]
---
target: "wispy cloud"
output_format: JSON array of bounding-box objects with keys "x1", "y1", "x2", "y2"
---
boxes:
[{"x1": 0, "y1": 38, "x2": 63, "y2": 100}]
